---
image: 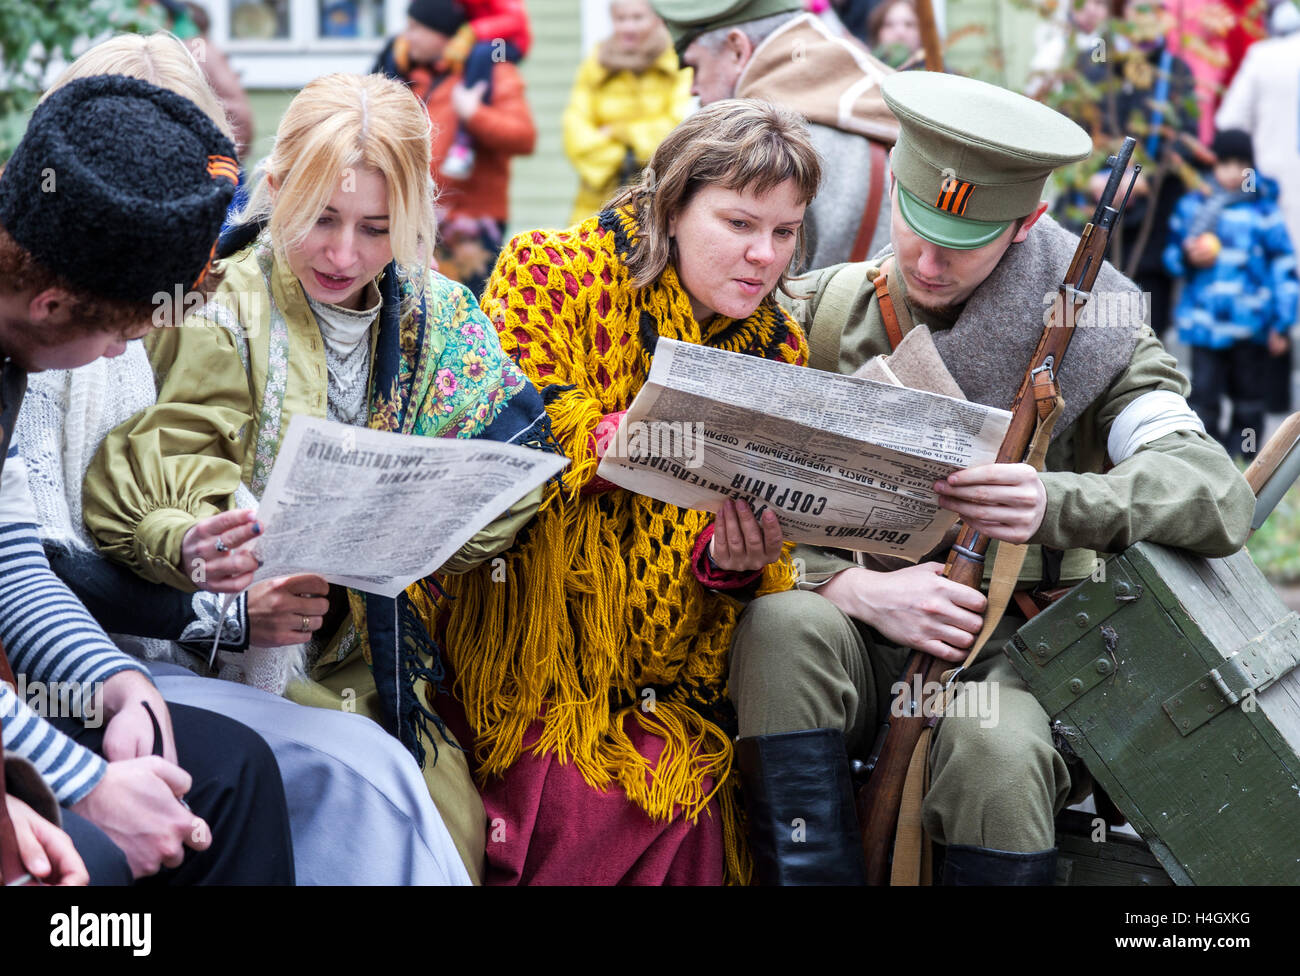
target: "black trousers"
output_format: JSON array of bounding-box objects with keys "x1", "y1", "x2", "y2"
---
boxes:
[
  {"x1": 55, "y1": 702, "x2": 294, "y2": 885},
  {"x1": 1189, "y1": 342, "x2": 1270, "y2": 459}
]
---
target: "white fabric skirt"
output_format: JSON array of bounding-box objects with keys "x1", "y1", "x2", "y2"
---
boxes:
[{"x1": 148, "y1": 662, "x2": 471, "y2": 886}]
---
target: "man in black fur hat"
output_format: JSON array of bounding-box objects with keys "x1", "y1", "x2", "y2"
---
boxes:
[{"x1": 0, "y1": 75, "x2": 294, "y2": 886}]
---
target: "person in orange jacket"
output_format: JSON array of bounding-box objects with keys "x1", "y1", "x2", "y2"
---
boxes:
[
  {"x1": 378, "y1": 0, "x2": 532, "y2": 180},
  {"x1": 375, "y1": 0, "x2": 537, "y2": 297}
]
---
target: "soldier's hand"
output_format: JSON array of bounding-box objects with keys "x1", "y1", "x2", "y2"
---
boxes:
[
  {"x1": 934, "y1": 463, "x2": 1046, "y2": 544},
  {"x1": 819, "y1": 563, "x2": 986, "y2": 662}
]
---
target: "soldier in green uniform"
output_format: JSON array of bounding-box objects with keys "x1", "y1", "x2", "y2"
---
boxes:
[{"x1": 728, "y1": 72, "x2": 1255, "y2": 885}]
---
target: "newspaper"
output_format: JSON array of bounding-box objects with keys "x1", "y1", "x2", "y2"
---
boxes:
[
  {"x1": 596, "y1": 338, "x2": 1012, "y2": 561},
  {"x1": 250, "y1": 415, "x2": 568, "y2": 598}
]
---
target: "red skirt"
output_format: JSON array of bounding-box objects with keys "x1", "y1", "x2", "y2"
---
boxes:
[{"x1": 437, "y1": 697, "x2": 725, "y2": 885}]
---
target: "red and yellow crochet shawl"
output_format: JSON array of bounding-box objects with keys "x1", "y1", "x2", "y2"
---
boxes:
[{"x1": 433, "y1": 208, "x2": 809, "y2": 882}]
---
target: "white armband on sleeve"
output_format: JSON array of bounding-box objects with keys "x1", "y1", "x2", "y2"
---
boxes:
[{"x1": 1107, "y1": 390, "x2": 1207, "y2": 465}]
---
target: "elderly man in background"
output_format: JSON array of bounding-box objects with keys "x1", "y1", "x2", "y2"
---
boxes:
[{"x1": 652, "y1": 0, "x2": 898, "y2": 269}]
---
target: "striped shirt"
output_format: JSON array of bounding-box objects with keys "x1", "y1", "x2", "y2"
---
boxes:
[{"x1": 1, "y1": 451, "x2": 151, "y2": 805}]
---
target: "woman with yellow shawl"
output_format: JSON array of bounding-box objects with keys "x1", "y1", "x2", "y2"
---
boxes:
[{"x1": 431, "y1": 99, "x2": 822, "y2": 884}]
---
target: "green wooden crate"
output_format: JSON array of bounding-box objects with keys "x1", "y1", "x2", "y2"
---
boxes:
[
  {"x1": 1054, "y1": 811, "x2": 1173, "y2": 886},
  {"x1": 1004, "y1": 541, "x2": 1300, "y2": 885}
]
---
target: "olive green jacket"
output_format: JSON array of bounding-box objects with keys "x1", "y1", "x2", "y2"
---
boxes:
[
  {"x1": 779, "y1": 259, "x2": 1256, "y2": 588},
  {"x1": 82, "y1": 242, "x2": 539, "y2": 593}
]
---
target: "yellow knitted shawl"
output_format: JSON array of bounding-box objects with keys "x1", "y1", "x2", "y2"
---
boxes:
[{"x1": 428, "y1": 209, "x2": 809, "y2": 883}]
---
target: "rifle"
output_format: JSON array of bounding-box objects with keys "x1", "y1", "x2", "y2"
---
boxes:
[
  {"x1": 913, "y1": 0, "x2": 945, "y2": 72},
  {"x1": 856, "y1": 136, "x2": 1141, "y2": 886}
]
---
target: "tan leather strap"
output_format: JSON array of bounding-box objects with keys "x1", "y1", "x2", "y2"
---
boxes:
[
  {"x1": 874, "y1": 272, "x2": 904, "y2": 352},
  {"x1": 890, "y1": 720, "x2": 935, "y2": 885},
  {"x1": 942, "y1": 395, "x2": 1063, "y2": 690},
  {"x1": 891, "y1": 395, "x2": 1065, "y2": 886},
  {"x1": 849, "y1": 141, "x2": 889, "y2": 264},
  {"x1": 808, "y1": 258, "x2": 908, "y2": 375}
]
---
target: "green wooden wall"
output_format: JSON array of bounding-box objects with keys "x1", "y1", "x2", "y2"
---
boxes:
[{"x1": 510, "y1": 0, "x2": 583, "y2": 233}]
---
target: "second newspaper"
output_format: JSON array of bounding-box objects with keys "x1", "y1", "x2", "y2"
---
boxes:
[{"x1": 596, "y1": 338, "x2": 1011, "y2": 562}]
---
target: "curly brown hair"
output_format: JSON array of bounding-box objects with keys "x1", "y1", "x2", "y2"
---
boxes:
[{"x1": 0, "y1": 224, "x2": 222, "y2": 338}]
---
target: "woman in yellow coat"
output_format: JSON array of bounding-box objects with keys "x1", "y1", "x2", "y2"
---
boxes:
[{"x1": 563, "y1": 0, "x2": 693, "y2": 224}]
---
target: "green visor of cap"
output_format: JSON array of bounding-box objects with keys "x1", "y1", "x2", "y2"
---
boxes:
[{"x1": 896, "y1": 183, "x2": 1011, "y2": 250}]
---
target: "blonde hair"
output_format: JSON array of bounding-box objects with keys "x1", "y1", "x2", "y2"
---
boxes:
[
  {"x1": 44, "y1": 31, "x2": 233, "y2": 141},
  {"x1": 608, "y1": 98, "x2": 822, "y2": 293},
  {"x1": 239, "y1": 73, "x2": 436, "y2": 283}
]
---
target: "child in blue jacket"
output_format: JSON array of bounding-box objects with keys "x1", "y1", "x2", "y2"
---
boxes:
[{"x1": 1165, "y1": 128, "x2": 1299, "y2": 458}]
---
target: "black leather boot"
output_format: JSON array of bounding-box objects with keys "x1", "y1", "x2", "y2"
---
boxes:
[
  {"x1": 735, "y1": 728, "x2": 867, "y2": 885},
  {"x1": 939, "y1": 844, "x2": 1058, "y2": 885}
]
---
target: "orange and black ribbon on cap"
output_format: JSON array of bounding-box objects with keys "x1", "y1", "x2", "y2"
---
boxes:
[
  {"x1": 191, "y1": 155, "x2": 240, "y2": 289},
  {"x1": 935, "y1": 177, "x2": 975, "y2": 216},
  {"x1": 207, "y1": 154, "x2": 239, "y2": 186}
]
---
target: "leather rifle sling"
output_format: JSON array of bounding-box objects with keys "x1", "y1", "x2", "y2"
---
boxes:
[
  {"x1": 890, "y1": 385, "x2": 1066, "y2": 886},
  {"x1": 0, "y1": 640, "x2": 30, "y2": 884},
  {"x1": 849, "y1": 141, "x2": 889, "y2": 264},
  {"x1": 874, "y1": 271, "x2": 905, "y2": 352}
]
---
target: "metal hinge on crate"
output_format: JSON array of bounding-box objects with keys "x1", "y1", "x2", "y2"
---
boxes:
[{"x1": 1161, "y1": 612, "x2": 1300, "y2": 737}]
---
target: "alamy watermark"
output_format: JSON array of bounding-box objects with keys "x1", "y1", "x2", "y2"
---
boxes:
[
  {"x1": 151, "y1": 285, "x2": 268, "y2": 333},
  {"x1": 609, "y1": 420, "x2": 706, "y2": 469},
  {"x1": 1043, "y1": 288, "x2": 1152, "y2": 336},
  {"x1": 2, "y1": 674, "x2": 103, "y2": 727},
  {"x1": 890, "y1": 674, "x2": 1000, "y2": 729}
]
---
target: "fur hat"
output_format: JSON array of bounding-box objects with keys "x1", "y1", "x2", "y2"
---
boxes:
[{"x1": 0, "y1": 75, "x2": 237, "y2": 302}]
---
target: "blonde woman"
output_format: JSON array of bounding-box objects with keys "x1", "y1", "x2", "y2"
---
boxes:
[
  {"x1": 79, "y1": 67, "x2": 555, "y2": 884},
  {"x1": 431, "y1": 99, "x2": 821, "y2": 884}
]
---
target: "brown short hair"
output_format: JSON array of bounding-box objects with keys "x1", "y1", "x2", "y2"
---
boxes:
[{"x1": 607, "y1": 99, "x2": 822, "y2": 296}]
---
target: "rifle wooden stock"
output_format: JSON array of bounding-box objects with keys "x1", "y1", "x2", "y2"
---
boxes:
[
  {"x1": 913, "y1": 0, "x2": 944, "y2": 72},
  {"x1": 856, "y1": 140, "x2": 1138, "y2": 885}
]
